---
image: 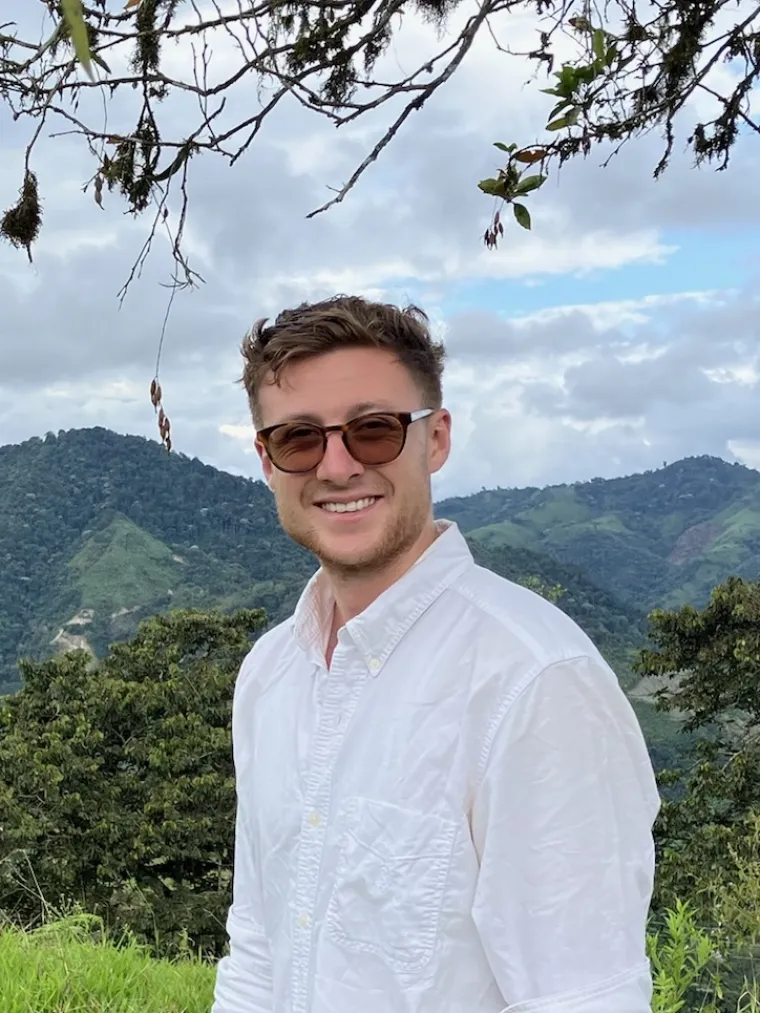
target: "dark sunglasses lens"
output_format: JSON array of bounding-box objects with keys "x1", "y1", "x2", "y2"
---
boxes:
[
  {"x1": 346, "y1": 415, "x2": 405, "y2": 465},
  {"x1": 268, "y1": 424, "x2": 324, "y2": 471}
]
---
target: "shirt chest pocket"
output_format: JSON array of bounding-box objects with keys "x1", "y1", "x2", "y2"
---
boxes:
[{"x1": 326, "y1": 796, "x2": 458, "y2": 974}]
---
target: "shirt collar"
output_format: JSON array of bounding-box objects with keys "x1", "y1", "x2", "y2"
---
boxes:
[{"x1": 292, "y1": 520, "x2": 472, "y2": 673}]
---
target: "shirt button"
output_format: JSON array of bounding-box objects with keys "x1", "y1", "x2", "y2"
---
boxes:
[
  {"x1": 368, "y1": 657, "x2": 381, "y2": 673},
  {"x1": 298, "y1": 911, "x2": 311, "y2": 929},
  {"x1": 308, "y1": 811, "x2": 321, "y2": 827}
]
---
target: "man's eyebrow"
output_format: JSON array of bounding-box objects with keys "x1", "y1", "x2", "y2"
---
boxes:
[
  {"x1": 273, "y1": 411, "x2": 322, "y2": 425},
  {"x1": 272, "y1": 402, "x2": 396, "y2": 426},
  {"x1": 346, "y1": 401, "x2": 396, "y2": 417}
]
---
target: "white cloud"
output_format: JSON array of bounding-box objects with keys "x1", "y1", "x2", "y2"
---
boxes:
[
  {"x1": 510, "y1": 289, "x2": 730, "y2": 331},
  {"x1": 729, "y1": 440, "x2": 760, "y2": 471},
  {"x1": 219, "y1": 422, "x2": 256, "y2": 448},
  {"x1": 1, "y1": 0, "x2": 759, "y2": 498}
]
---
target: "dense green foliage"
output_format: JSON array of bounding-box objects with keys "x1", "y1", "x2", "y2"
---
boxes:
[
  {"x1": 638, "y1": 578, "x2": 760, "y2": 917},
  {"x1": 640, "y1": 577, "x2": 760, "y2": 732},
  {"x1": 0, "y1": 609, "x2": 264, "y2": 957},
  {"x1": 629, "y1": 576, "x2": 760, "y2": 1009}
]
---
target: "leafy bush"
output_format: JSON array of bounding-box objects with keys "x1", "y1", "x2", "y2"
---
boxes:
[{"x1": 0, "y1": 609, "x2": 264, "y2": 958}]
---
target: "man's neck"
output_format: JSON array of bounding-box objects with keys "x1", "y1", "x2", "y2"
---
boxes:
[{"x1": 323, "y1": 519, "x2": 439, "y2": 665}]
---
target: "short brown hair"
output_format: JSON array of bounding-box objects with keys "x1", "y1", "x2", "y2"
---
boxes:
[{"x1": 241, "y1": 295, "x2": 446, "y2": 427}]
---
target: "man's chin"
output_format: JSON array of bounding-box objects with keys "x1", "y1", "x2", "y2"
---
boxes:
[
  {"x1": 282, "y1": 501, "x2": 426, "y2": 574},
  {"x1": 313, "y1": 533, "x2": 385, "y2": 572},
  {"x1": 282, "y1": 517, "x2": 378, "y2": 567}
]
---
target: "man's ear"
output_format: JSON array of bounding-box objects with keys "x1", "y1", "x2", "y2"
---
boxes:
[
  {"x1": 255, "y1": 437, "x2": 274, "y2": 488},
  {"x1": 428, "y1": 408, "x2": 452, "y2": 476}
]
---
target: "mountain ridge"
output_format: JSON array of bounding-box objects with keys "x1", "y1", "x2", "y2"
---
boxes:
[
  {"x1": 436, "y1": 454, "x2": 760, "y2": 609},
  {"x1": 1, "y1": 428, "x2": 758, "y2": 698}
]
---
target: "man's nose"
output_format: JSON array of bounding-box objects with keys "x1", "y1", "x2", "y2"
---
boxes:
[{"x1": 315, "y1": 431, "x2": 364, "y2": 484}]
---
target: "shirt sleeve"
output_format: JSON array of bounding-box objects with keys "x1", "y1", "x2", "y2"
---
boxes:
[
  {"x1": 470, "y1": 652, "x2": 660, "y2": 1013},
  {"x1": 212, "y1": 656, "x2": 274, "y2": 1013}
]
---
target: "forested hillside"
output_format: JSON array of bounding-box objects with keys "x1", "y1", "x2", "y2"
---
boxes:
[
  {"x1": 1, "y1": 428, "x2": 758, "y2": 699},
  {"x1": 439, "y1": 455, "x2": 760, "y2": 610},
  {"x1": 0, "y1": 428, "x2": 309, "y2": 692}
]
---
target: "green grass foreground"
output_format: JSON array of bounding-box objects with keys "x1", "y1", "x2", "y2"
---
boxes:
[
  {"x1": 0, "y1": 915, "x2": 216, "y2": 1012},
  {"x1": 3, "y1": 902, "x2": 760, "y2": 1012}
]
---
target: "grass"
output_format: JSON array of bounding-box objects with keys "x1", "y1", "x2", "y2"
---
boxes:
[
  {"x1": 3, "y1": 903, "x2": 760, "y2": 1013},
  {"x1": 0, "y1": 915, "x2": 216, "y2": 1012}
]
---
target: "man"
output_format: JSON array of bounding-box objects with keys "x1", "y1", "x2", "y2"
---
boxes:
[{"x1": 212, "y1": 295, "x2": 660, "y2": 1013}]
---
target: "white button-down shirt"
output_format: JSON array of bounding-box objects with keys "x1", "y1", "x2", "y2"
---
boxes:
[{"x1": 212, "y1": 521, "x2": 660, "y2": 1013}]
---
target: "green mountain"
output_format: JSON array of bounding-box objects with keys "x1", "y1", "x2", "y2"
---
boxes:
[
  {"x1": 0, "y1": 429, "x2": 757, "y2": 725},
  {"x1": 0, "y1": 428, "x2": 310, "y2": 692},
  {"x1": 437, "y1": 455, "x2": 760, "y2": 611}
]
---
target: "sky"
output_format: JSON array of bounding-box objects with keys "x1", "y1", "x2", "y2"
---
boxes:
[{"x1": 1, "y1": 2, "x2": 759, "y2": 501}]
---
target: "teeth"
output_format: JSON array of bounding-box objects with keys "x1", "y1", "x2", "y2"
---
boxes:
[{"x1": 321, "y1": 497, "x2": 376, "y2": 513}]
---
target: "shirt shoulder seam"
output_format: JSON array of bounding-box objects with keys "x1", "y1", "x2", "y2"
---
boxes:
[
  {"x1": 450, "y1": 566, "x2": 588, "y2": 662},
  {"x1": 474, "y1": 651, "x2": 595, "y2": 790}
]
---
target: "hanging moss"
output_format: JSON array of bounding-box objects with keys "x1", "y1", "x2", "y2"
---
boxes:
[{"x1": 0, "y1": 170, "x2": 42, "y2": 261}]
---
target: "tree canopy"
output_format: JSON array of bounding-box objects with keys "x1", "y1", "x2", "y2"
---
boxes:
[
  {"x1": 1, "y1": 0, "x2": 758, "y2": 267},
  {"x1": 0, "y1": 607, "x2": 264, "y2": 956},
  {"x1": 636, "y1": 576, "x2": 760, "y2": 930}
]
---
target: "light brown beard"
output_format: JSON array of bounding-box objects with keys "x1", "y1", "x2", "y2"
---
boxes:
[{"x1": 275, "y1": 482, "x2": 432, "y2": 579}]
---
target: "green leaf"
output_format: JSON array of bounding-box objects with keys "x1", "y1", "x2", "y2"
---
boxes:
[
  {"x1": 61, "y1": 0, "x2": 94, "y2": 80},
  {"x1": 513, "y1": 174, "x2": 547, "y2": 196},
  {"x1": 605, "y1": 42, "x2": 618, "y2": 67},
  {"x1": 546, "y1": 108, "x2": 579, "y2": 131},
  {"x1": 578, "y1": 64, "x2": 600, "y2": 84},
  {"x1": 592, "y1": 29, "x2": 606, "y2": 61},
  {"x1": 493, "y1": 142, "x2": 516, "y2": 153},
  {"x1": 153, "y1": 144, "x2": 192, "y2": 182},
  {"x1": 557, "y1": 65, "x2": 579, "y2": 91},
  {"x1": 92, "y1": 52, "x2": 112, "y2": 74},
  {"x1": 478, "y1": 178, "x2": 508, "y2": 199},
  {"x1": 548, "y1": 100, "x2": 573, "y2": 119},
  {"x1": 513, "y1": 203, "x2": 531, "y2": 230}
]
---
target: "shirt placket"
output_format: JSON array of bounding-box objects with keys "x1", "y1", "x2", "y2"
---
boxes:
[{"x1": 291, "y1": 645, "x2": 367, "y2": 1013}]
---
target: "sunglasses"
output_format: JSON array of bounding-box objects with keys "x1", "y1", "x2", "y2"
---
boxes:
[{"x1": 257, "y1": 408, "x2": 436, "y2": 474}]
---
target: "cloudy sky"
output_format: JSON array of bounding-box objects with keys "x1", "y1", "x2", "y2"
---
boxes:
[{"x1": 2, "y1": 2, "x2": 759, "y2": 500}]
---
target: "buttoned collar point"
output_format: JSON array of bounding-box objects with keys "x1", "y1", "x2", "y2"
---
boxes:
[{"x1": 291, "y1": 519, "x2": 472, "y2": 674}]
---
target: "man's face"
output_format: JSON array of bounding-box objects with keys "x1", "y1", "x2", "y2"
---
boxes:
[{"x1": 255, "y1": 346, "x2": 451, "y2": 575}]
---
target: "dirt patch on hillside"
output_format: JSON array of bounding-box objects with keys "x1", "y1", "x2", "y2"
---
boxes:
[
  {"x1": 51, "y1": 626, "x2": 93, "y2": 655},
  {"x1": 668, "y1": 521, "x2": 722, "y2": 565}
]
